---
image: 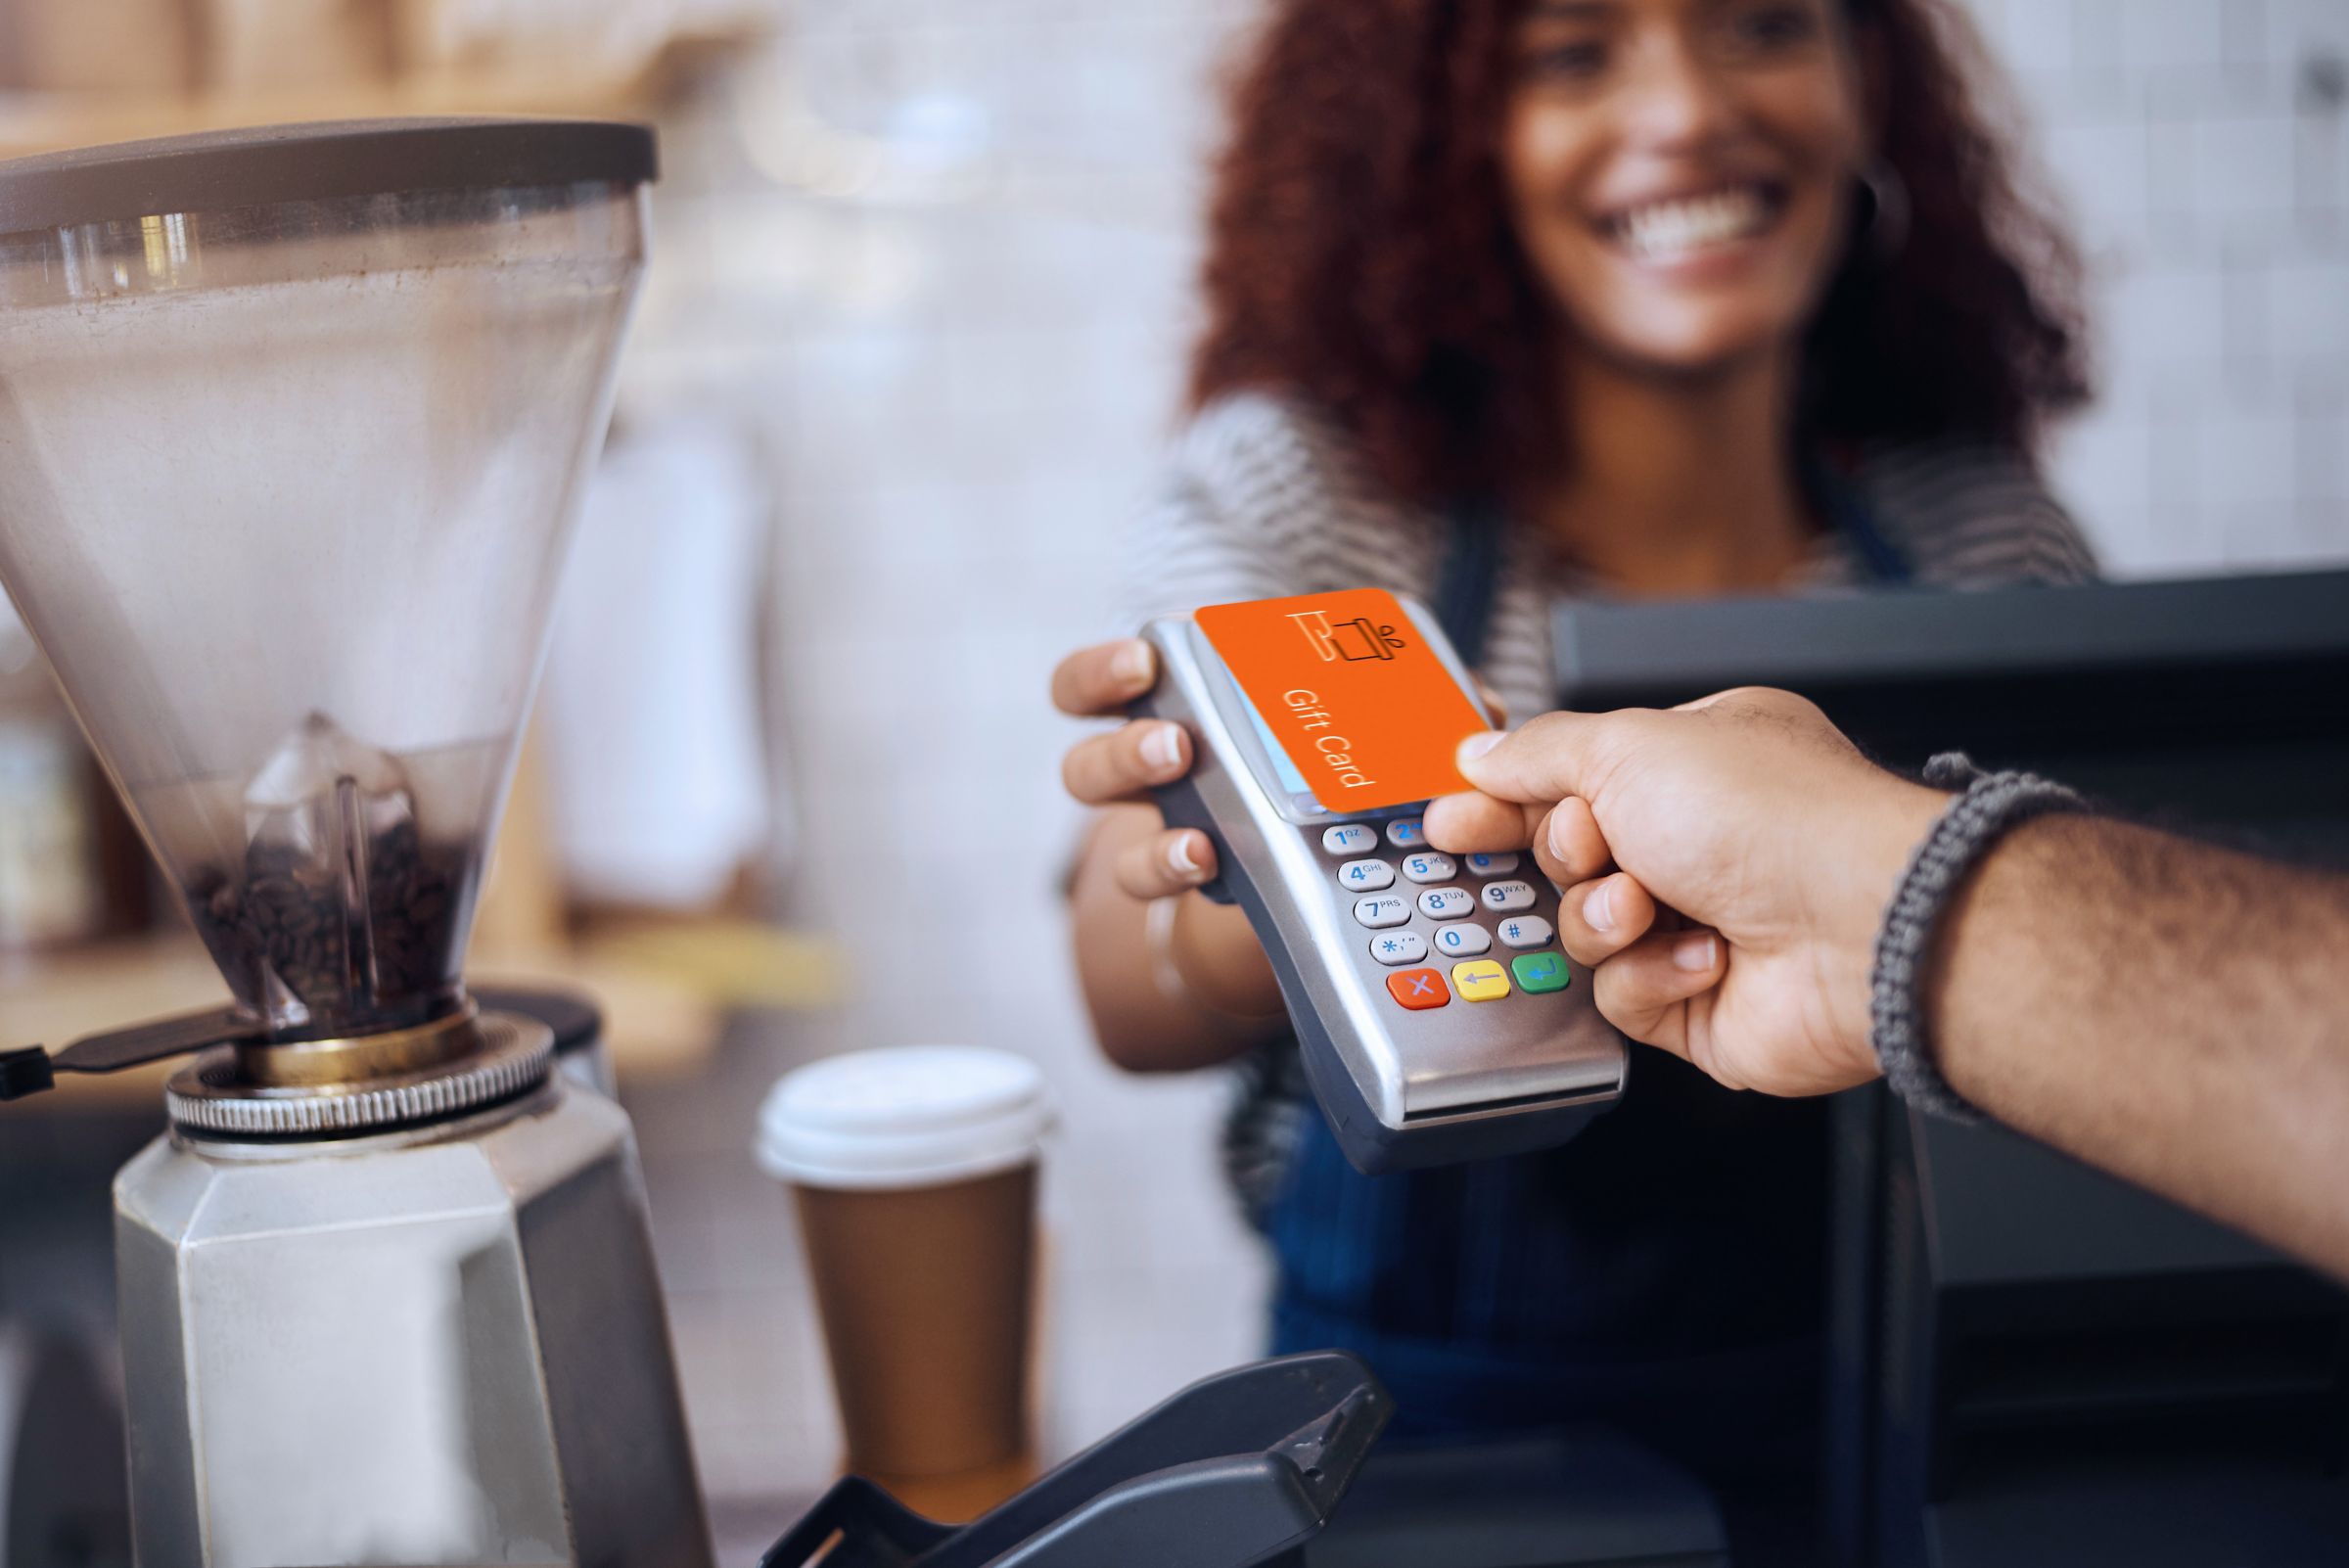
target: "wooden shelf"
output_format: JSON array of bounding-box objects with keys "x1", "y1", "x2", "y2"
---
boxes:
[{"x1": 0, "y1": 33, "x2": 747, "y2": 161}]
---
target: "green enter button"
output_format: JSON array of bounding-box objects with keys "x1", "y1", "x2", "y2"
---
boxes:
[{"x1": 1511, "y1": 952, "x2": 1570, "y2": 993}]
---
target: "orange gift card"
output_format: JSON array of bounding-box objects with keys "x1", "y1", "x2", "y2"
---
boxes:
[{"x1": 1197, "y1": 588, "x2": 1490, "y2": 812}]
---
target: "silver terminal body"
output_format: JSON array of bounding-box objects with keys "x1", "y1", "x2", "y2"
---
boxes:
[{"x1": 1138, "y1": 600, "x2": 1625, "y2": 1171}]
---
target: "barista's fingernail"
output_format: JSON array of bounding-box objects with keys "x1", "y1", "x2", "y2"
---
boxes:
[
  {"x1": 1583, "y1": 879, "x2": 1616, "y2": 933},
  {"x1": 1457, "y1": 731, "x2": 1504, "y2": 764},
  {"x1": 1168, "y1": 834, "x2": 1201, "y2": 877},
  {"x1": 1113, "y1": 640, "x2": 1153, "y2": 689},
  {"x1": 1141, "y1": 723, "x2": 1183, "y2": 773},
  {"x1": 1673, "y1": 932, "x2": 1719, "y2": 973}
]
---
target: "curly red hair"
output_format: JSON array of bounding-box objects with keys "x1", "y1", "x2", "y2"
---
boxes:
[{"x1": 1189, "y1": 0, "x2": 2090, "y2": 507}]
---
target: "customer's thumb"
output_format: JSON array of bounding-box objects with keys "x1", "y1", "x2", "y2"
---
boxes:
[{"x1": 1455, "y1": 712, "x2": 1604, "y2": 806}]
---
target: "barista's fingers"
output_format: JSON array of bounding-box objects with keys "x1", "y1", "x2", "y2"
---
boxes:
[
  {"x1": 1051, "y1": 638, "x2": 1159, "y2": 717},
  {"x1": 1423, "y1": 792, "x2": 1543, "y2": 853},
  {"x1": 1114, "y1": 828, "x2": 1220, "y2": 900},
  {"x1": 1061, "y1": 719, "x2": 1191, "y2": 806},
  {"x1": 1530, "y1": 798, "x2": 1611, "y2": 888},
  {"x1": 1555, "y1": 872, "x2": 1657, "y2": 967},
  {"x1": 1589, "y1": 928, "x2": 1727, "y2": 1070}
]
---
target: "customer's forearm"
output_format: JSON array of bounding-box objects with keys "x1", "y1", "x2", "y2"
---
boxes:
[
  {"x1": 1931, "y1": 816, "x2": 2349, "y2": 1277},
  {"x1": 1071, "y1": 808, "x2": 1286, "y2": 1072}
]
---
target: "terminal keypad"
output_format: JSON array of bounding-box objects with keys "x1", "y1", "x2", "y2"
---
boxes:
[{"x1": 1320, "y1": 817, "x2": 1565, "y2": 1009}]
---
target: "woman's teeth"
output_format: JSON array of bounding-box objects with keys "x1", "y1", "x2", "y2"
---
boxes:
[{"x1": 1613, "y1": 187, "x2": 1772, "y2": 261}]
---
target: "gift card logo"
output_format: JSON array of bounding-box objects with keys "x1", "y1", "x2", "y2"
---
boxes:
[
  {"x1": 1290, "y1": 609, "x2": 1408, "y2": 664},
  {"x1": 1197, "y1": 588, "x2": 1488, "y2": 811}
]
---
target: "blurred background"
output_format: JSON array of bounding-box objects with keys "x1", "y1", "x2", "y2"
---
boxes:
[{"x1": 1, "y1": 0, "x2": 2345, "y2": 1546}]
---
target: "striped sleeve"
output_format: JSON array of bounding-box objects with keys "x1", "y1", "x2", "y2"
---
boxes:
[
  {"x1": 1119, "y1": 392, "x2": 1447, "y2": 632},
  {"x1": 1857, "y1": 439, "x2": 2101, "y2": 587},
  {"x1": 1118, "y1": 470, "x2": 1286, "y2": 631}
]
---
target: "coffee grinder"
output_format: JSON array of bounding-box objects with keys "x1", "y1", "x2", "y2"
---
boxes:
[{"x1": 0, "y1": 120, "x2": 711, "y2": 1568}]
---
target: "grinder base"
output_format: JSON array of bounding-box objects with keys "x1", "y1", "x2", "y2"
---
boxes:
[{"x1": 115, "y1": 1072, "x2": 711, "y2": 1568}]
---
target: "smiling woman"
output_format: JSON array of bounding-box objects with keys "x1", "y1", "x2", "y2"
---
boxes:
[
  {"x1": 1504, "y1": 0, "x2": 1871, "y2": 373},
  {"x1": 1191, "y1": 0, "x2": 2087, "y2": 512},
  {"x1": 1051, "y1": 2, "x2": 2096, "y2": 1556}
]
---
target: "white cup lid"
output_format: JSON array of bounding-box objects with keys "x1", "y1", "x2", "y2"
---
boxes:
[{"x1": 756, "y1": 1045, "x2": 1054, "y2": 1190}]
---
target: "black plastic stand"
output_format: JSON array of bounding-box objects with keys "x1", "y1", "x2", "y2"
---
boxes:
[{"x1": 760, "y1": 1353, "x2": 1391, "y2": 1568}]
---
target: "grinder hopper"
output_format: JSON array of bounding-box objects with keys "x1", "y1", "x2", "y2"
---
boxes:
[
  {"x1": 0, "y1": 122, "x2": 714, "y2": 1568},
  {"x1": 0, "y1": 118, "x2": 649, "y2": 1050}
]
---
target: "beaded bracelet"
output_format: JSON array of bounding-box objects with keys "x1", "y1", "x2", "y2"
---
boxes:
[{"x1": 1867, "y1": 753, "x2": 2087, "y2": 1123}]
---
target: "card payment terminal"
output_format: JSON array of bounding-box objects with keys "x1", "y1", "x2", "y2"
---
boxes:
[{"x1": 1133, "y1": 594, "x2": 1626, "y2": 1174}]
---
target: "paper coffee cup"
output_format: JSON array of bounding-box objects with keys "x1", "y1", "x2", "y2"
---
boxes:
[{"x1": 758, "y1": 1046, "x2": 1052, "y2": 1493}]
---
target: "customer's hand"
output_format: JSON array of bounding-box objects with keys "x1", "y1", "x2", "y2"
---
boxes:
[
  {"x1": 1424, "y1": 689, "x2": 1947, "y2": 1097},
  {"x1": 1050, "y1": 638, "x2": 1224, "y2": 898}
]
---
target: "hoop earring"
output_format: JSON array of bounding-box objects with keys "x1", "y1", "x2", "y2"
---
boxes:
[{"x1": 1857, "y1": 159, "x2": 1911, "y2": 262}]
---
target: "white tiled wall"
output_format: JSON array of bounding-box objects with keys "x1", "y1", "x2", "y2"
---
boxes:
[
  {"x1": 621, "y1": 0, "x2": 1270, "y2": 1513},
  {"x1": 620, "y1": 0, "x2": 2349, "y2": 1518},
  {"x1": 1963, "y1": 0, "x2": 2349, "y2": 573}
]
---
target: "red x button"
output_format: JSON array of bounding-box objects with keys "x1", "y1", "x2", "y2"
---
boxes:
[{"x1": 1386, "y1": 968, "x2": 1450, "y2": 1010}]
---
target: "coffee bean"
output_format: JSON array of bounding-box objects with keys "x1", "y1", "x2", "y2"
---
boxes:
[{"x1": 187, "y1": 826, "x2": 475, "y2": 1034}]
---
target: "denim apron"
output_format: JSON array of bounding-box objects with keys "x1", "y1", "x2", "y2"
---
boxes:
[{"x1": 1263, "y1": 474, "x2": 1911, "y2": 1480}]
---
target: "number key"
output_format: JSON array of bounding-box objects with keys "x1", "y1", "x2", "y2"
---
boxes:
[
  {"x1": 1433, "y1": 922, "x2": 1492, "y2": 956},
  {"x1": 1481, "y1": 879, "x2": 1537, "y2": 913},
  {"x1": 1338, "y1": 858, "x2": 1396, "y2": 891}
]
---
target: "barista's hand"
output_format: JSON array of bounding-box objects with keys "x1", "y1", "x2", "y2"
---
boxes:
[
  {"x1": 1051, "y1": 639, "x2": 1222, "y2": 899},
  {"x1": 1051, "y1": 639, "x2": 1511, "y2": 898},
  {"x1": 1423, "y1": 689, "x2": 1946, "y2": 1098}
]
